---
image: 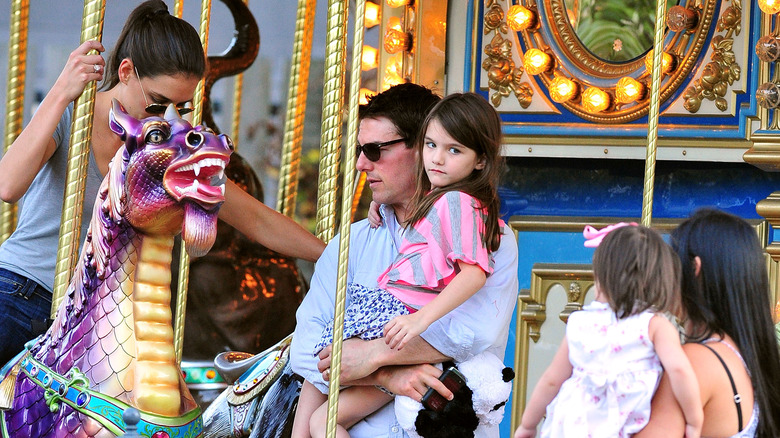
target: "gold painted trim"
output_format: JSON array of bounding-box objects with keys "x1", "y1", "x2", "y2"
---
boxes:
[{"x1": 511, "y1": 264, "x2": 594, "y2": 433}]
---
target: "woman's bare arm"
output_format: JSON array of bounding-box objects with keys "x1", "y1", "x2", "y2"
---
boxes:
[{"x1": 219, "y1": 179, "x2": 325, "y2": 262}]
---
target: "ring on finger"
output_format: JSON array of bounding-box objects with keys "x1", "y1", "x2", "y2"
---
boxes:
[
  {"x1": 93, "y1": 64, "x2": 100, "y2": 73},
  {"x1": 323, "y1": 368, "x2": 330, "y2": 379}
]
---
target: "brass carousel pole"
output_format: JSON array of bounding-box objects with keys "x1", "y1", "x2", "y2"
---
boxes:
[
  {"x1": 315, "y1": 0, "x2": 348, "y2": 243},
  {"x1": 326, "y1": 3, "x2": 366, "y2": 436},
  {"x1": 276, "y1": 0, "x2": 317, "y2": 217},
  {"x1": 174, "y1": 0, "x2": 212, "y2": 364},
  {"x1": 0, "y1": 0, "x2": 29, "y2": 244},
  {"x1": 51, "y1": 0, "x2": 106, "y2": 317},
  {"x1": 229, "y1": 1, "x2": 248, "y2": 151},
  {"x1": 641, "y1": 0, "x2": 668, "y2": 226}
]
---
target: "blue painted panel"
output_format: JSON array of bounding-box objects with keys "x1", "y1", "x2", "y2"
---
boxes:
[{"x1": 499, "y1": 158, "x2": 780, "y2": 220}]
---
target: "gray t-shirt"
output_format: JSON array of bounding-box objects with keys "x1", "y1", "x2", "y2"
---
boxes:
[{"x1": 0, "y1": 104, "x2": 104, "y2": 293}]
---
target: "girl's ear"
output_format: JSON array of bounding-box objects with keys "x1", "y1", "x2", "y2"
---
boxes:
[{"x1": 475, "y1": 155, "x2": 486, "y2": 170}]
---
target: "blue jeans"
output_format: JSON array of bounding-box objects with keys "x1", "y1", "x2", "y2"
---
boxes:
[{"x1": 0, "y1": 268, "x2": 51, "y2": 367}]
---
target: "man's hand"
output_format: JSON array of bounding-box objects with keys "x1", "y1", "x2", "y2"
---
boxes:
[
  {"x1": 384, "y1": 313, "x2": 428, "y2": 350},
  {"x1": 318, "y1": 337, "x2": 384, "y2": 383},
  {"x1": 375, "y1": 364, "x2": 453, "y2": 402}
]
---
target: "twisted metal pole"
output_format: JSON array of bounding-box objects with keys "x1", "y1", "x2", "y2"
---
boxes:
[
  {"x1": 325, "y1": 1, "x2": 366, "y2": 436},
  {"x1": 314, "y1": 0, "x2": 349, "y2": 243},
  {"x1": 641, "y1": 0, "x2": 668, "y2": 227},
  {"x1": 51, "y1": 0, "x2": 105, "y2": 317},
  {"x1": 277, "y1": 0, "x2": 317, "y2": 217},
  {"x1": 0, "y1": 0, "x2": 29, "y2": 244},
  {"x1": 174, "y1": 0, "x2": 212, "y2": 364}
]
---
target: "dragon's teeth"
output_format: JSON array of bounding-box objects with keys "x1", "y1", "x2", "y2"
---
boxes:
[
  {"x1": 218, "y1": 169, "x2": 224, "y2": 180},
  {"x1": 219, "y1": 184, "x2": 225, "y2": 195},
  {"x1": 193, "y1": 162, "x2": 201, "y2": 177}
]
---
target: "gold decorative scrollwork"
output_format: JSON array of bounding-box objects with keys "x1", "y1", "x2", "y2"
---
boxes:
[
  {"x1": 683, "y1": 1, "x2": 742, "y2": 113},
  {"x1": 482, "y1": 0, "x2": 533, "y2": 108}
]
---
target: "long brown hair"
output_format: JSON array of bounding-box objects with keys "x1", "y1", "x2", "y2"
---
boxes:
[
  {"x1": 404, "y1": 93, "x2": 504, "y2": 252},
  {"x1": 100, "y1": 0, "x2": 205, "y2": 90}
]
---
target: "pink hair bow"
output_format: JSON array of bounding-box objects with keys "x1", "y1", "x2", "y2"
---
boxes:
[{"x1": 583, "y1": 222, "x2": 638, "y2": 248}]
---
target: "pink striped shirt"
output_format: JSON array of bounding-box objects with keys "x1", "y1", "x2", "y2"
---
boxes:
[{"x1": 377, "y1": 191, "x2": 495, "y2": 308}]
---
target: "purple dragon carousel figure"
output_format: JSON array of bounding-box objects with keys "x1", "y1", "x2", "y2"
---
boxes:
[{"x1": 0, "y1": 99, "x2": 233, "y2": 438}]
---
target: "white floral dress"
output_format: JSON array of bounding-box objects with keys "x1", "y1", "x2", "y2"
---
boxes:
[{"x1": 540, "y1": 301, "x2": 663, "y2": 437}]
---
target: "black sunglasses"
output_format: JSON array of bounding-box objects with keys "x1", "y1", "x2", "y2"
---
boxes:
[
  {"x1": 135, "y1": 66, "x2": 194, "y2": 116},
  {"x1": 356, "y1": 138, "x2": 408, "y2": 162}
]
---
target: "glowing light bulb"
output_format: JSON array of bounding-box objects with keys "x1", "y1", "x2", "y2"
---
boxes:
[
  {"x1": 615, "y1": 77, "x2": 646, "y2": 104},
  {"x1": 365, "y1": 2, "x2": 381, "y2": 28},
  {"x1": 507, "y1": 5, "x2": 536, "y2": 31},
  {"x1": 384, "y1": 28, "x2": 410, "y2": 54},
  {"x1": 362, "y1": 46, "x2": 379, "y2": 71},
  {"x1": 645, "y1": 50, "x2": 675, "y2": 74},
  {"x1": 387, "y1": 16, "x2": 402, "y2": 31},
  {"x1": 759, "y1": 0, "x2": 780, "y2": 14},
  {"x1": 549, "y1": 76, "x2": 578, "y2": 103},
  {"x1": 582, "y1": 87, "x2": 611, "y2": 113},
  {"x1": 523, "y1": 49, "x2": 552, "y2": 75}
]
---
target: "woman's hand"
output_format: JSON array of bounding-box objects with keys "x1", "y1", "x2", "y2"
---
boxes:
[{"x1": 51, "y1": 40, "x2": 105, "y2": 103}]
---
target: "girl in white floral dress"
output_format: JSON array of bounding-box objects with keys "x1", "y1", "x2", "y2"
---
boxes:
[{"x1": 515, "y1": 224, "x2": 703, "y2": 438}]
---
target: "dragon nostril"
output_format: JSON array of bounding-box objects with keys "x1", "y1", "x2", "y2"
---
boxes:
[{"x1": 186, "y1": 131, "x2": 204, "y2": 149}]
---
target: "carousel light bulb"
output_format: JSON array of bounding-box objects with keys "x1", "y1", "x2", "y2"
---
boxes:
[
  {"x1": 757, "y1": 35, "x2": 780, "y2": 63},
  {"x1": 524, "y1": 49, "x2": 552, "y2": 75},
  {"x1": 549, "y1": 76, "x2": 578, "y2": 103},
  {"x1": 582, "y1": 87, "x2": 611, "y2": 113},
  {"x1": 387, "y1": 0, "x2": 411, "y2": 8},
  {"x1": 359, "y1": 88, "x2": 376, "y2": 105},
  {"x1": 384, "y1": 28, "x2": 411, "y2": 54},
  {"x1": 645, "y1": 50, "x2": 675, "y2": 74},
  {"x1": 365, "y1": 2, "x2": 381, "y2": 28},
  {"x1": 507, "y1": 5, "x2": 536, "y2": 31},
  {"x1": 759, "y1": 0, "x2": 780, "y2": 14},
  {"x1": 615, "y1": 77, "x2": 646, "y2": 104},
  {"x1": 362, "y1": 46, "x2": 379, "y2": 71},
  {"x1": 756, "y1": 82, "x2": 780, "y2": 109}
]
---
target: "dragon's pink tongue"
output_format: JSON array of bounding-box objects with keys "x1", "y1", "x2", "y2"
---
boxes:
[{"x1": 182, "y1": 202, "x2": 219, "y2": 257}]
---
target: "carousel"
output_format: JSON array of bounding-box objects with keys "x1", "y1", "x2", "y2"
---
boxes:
[{"x1": 0, "y1": 0, "x2": 779, "y2": 437}]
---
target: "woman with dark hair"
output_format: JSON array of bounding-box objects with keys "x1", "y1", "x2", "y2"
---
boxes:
[
  {"x1": 636, "y1": 208, "x2": 780, "y2": 437},
  {"x1": 0, "y1": 0, "x2": 324, "y2": 366}
]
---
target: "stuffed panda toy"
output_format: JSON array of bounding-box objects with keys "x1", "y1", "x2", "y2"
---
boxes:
[{"x1": 395, "y1": 351, "x2": 515, "y2": 438}]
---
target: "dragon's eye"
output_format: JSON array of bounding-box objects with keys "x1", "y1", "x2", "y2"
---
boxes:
[{"x1": 145, "y1": 129, "x2": 167, "y2": 144}]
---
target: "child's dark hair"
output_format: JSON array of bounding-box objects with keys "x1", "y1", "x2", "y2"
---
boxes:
[
  {"x1": 671, "y1": 208, "x2": 780, "y2": 436},
  {"x1": 100, "y1": 0, "x2": 206, "y2": 90},
  {"x1": 404, "y1": 93, "x2": 504, "y2": 252},
  {"x1": 593, "y1": 225, "x2": 680, "y2": 319}
]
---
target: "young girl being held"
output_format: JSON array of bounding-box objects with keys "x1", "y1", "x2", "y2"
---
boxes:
[
  {"x1": 514, "y1": 224, "x2": 703, "y2": 438},
  {"x1": 292, "y1": 92, "x2": 505, "y2": 438}
]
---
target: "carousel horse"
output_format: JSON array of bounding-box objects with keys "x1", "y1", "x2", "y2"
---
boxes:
[{"x1": 0, "y1": 99, "x2": 233, "y2": 438}]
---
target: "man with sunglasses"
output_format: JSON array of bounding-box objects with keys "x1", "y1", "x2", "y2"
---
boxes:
[{"x1": 290, "y1": 83, "x2": 519, "y2": 437}]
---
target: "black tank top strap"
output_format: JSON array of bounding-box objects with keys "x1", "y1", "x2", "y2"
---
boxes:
[{"x1": 700, "y1": 342, "x2": 743, "y2": 431}]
